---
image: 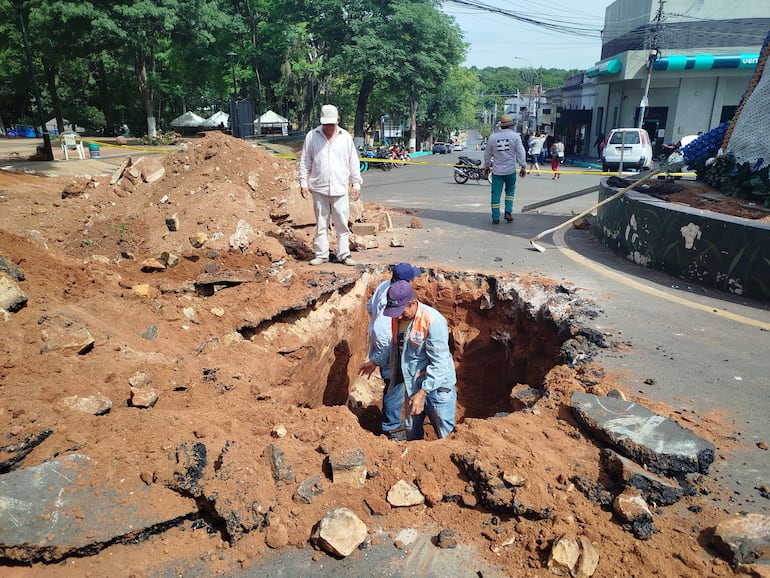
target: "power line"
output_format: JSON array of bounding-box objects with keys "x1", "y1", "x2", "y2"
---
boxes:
[{"x1": 446, "y1": 0, "x2": 603, "y2": 38}]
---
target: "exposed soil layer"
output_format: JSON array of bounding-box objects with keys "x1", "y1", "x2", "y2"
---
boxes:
[{"x1": 0, "y1": 133, "x2": 760, "y2": 577}]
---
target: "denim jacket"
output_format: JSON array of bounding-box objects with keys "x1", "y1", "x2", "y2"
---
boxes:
[{"x1": 388, "y1": 302, "x2": 456, "y2": 396}]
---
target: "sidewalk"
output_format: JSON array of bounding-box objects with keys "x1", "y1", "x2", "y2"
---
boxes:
[{"x1": 0, "y1": 136, "x2": 174, "y2": 177}]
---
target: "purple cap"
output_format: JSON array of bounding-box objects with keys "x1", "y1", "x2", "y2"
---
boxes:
[
  {"x1": 384, "y1": 280, "x2": 415, "y2": 318},
  {"x1": 392, "y1": 262, "x2": 422, "y2": 282}
]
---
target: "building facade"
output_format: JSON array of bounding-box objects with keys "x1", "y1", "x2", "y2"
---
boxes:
[{"x1": 567, "y1": 0, "x2": 769, "y2": 158}]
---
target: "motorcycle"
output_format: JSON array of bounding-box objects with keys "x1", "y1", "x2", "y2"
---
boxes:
[
  {"x1": 374, "y1": 146, "x2": 393, "y2": 171},
  {"x1": 453, "y1": 155, "x2": 488, "y2": 184}
]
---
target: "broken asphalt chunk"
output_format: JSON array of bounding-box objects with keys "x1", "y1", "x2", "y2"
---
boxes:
[
  {"x1": 571, "y1": 392, "x2": 715, "y2": 476},
  {"x1": 0, "y1": 454, "x2": 196, "y2": 563}
]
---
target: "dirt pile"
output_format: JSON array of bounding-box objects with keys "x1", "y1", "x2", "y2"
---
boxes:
[{"x1": 0, "y1": 133, "x2": 759, "y2": 577}]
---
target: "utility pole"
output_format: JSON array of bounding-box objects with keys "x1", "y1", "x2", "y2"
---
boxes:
[{"x1": 638, "y1": 0, "x2": 664, "y2": 128}]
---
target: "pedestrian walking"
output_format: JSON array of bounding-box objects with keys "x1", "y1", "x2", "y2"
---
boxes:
[
  {"x1": 482, "y1": 114, "x2": 527, "y2": 224},
  {"x1": 528, "y1": 133, "x2": 546, "y2": 176},
  {"x1": 550, "y1": 137, "x2": 565, "y2": 180},
  {"x1": 298, "y1": 104, "x2": 362, "y2": 266},
  {"x1": 358, "y1": 263, "x2": 423, "y2": 440},
  {"x1": 382, "y1": 281, "x2": 457, "y2": 441}
]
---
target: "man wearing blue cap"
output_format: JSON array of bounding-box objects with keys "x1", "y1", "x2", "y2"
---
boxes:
[
  {"x1": 381, "y1": 280, "x2": 457, "y2": 441},
  {"x1": 359, "y1": 263, "x2": 422, "y2": 440}
]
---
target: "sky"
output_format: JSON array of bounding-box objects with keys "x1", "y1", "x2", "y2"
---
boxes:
[{"x1": 442, "y1": 0, "x2": 613, "y2": 71}]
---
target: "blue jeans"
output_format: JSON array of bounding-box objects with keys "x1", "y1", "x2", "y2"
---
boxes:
[
  {"x1": 490, "y1": 173, "x2": 517, "y2": 220},
  {"x1": 406, "y1": 387, "x2": 457, "y2": 440},
  {"x1": 381, "y1": 379, "x2": 405, "y2": 434}
]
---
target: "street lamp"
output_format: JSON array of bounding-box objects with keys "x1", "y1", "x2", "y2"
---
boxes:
[
  {"x1": 514, "y1": 56, "x2": 540, "y2": 133},
  {"x1": 14, "y1": 0, "x2": 53, "y2": 161}
]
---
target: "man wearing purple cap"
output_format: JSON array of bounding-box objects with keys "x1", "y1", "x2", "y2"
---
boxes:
[
  {"x1": 359, "y1": 263, "x2": 422, "y2": 440},
  {"x1": 298, "y1": 104, "x2": 362, "y2": 266},
  {"x1": 381, "y1": 280, "x2": 457, "y2": 441}
]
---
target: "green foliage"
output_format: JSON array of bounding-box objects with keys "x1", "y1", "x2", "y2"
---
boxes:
[
  {"x1": 695, "y1": 153, "x2": 770, "y2": 206},
  {"x1": 0, "y1": 0, "x2": 582, "y2": 146}
]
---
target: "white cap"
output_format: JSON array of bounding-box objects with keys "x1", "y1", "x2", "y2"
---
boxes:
[{"x1": 320, "y1": 104, "x2": 339, "y2": 125}]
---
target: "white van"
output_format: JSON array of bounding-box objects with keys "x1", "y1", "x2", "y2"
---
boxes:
[{"x1": 601, "y1": 128, "x2": 654, "y2": 172}]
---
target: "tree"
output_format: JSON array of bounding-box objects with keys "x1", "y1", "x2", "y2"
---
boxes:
[{"x1": 384, "y1": 2, "x2": 465, "y2": 150}]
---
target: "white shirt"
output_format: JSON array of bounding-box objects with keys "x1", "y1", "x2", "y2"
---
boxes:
[{"x1": 298, "y1": 125, "x2": 363, "y2": 197}]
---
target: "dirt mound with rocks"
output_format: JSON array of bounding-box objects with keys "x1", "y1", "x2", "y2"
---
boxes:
[{"x1": 0, "y1": 133, "x2": 758, "y2": 577}]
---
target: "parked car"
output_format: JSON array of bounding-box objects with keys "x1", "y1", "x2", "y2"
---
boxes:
[
  {"x1": 432, "y1": 141, "x2": 452, "y2": 154},
  {"x1": 601, "y1": 128, "x2": 654, "y2": 172},
  {"x1": 452, "y1": 141, "x2": 467, "y2": 151}
]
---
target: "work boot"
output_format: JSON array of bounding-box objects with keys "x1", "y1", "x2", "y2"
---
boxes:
[
  {"x1": 504, "y1": 212, "x2": 513, "y2": 222},
  {"x1": 492, "y1": 219, "x2": 499, "y2": 224},
  {"x1": 384, "y1": 430, "x2": 406, "y2": 441}
]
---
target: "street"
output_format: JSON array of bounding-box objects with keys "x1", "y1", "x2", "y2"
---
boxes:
[{"x1": 359, "y1": 138, "x2": 770, "y2": 512}]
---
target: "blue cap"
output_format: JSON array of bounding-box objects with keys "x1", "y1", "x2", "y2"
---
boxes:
[{"x1": 392, "y1": 262, "x2": 422, "y2": 283}]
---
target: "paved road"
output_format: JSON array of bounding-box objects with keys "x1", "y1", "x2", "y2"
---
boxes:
[{"x1": 358, "y1": 141, "x2": 770, "y2": 513}]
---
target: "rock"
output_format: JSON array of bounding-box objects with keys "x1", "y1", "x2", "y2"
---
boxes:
[
  {"x1": 601, "y1": 449, "x2": 684, "y2": 505},
  {"x1": 502, "y1": 471, "x2": 526, "y2": 487},
  {"x1": 0, "y1": 272, "x2": 27, "y2": 312},
  {"x1": 350, "y1": 223, "x2": 377, "y2": 236},
  {"x1": 389, "y1": 238, "x2": 404, "y2": 247},
  {"x1": 311, "y1": 507, "x2": 368, "y2": 557},
  {"x1": 115, "y1": 135, "x2": 128, "y2": 145},
  {"x1": 547, "y1": 535, "x2": 580, "y2": 576},
  {"x1": 349, "y1": 198, "x2": 364, "y2": 223},
  {"x1": 415, "y1": 473, "x2": 443, "y2": 506},
  {"x1": 613, "y1": 489, "x2": 652, "y2": 523},
  {"x1": 189, "y1": 232, "x2": 208, "y2": 248},
  {"x1": 62, "y1": 394, "x2": 112, "y2": 415},
  {"x1": 387, "y1": 479, "x2": 425, "y2": 507},
  {"x1": 575, "y1": 536, "x2": 600, "y2": 578},
  {"x1": 266, "y1": 443, "x2": 295, "y2": 483},
  {"x1": 613, "y1": 489, "x2": 655, "y2": 540},
  {"x1": 510, "y1": 384, "x2": 541, "y2": 411},
  {"x1": 221, "y1": 332, "x2": 243, "y2": 346},
  {"x1": 293, "y1": 474, "x2": 325, "y2": 504},
  {"x1": 141, "y1": 258, "x2": 167, "y2": 272},
  {"x1": 139, "y1": 157, "x2": 165, "y2": 183},
  {"x1": 436, "y1": 529, "x2": 458, "y2": 549},
  {"x1": 165, "y1": 214, "x2": 179, "y2": 232},
  {"x1": 229, "y1": 219, "x2": 254, "y2": 252},
  {"x1": 264, "y1": 517, "x2": 289, "y2": 549},
  {"x1": 130, "y1": 386, "x2": 159, "y2": 408},
  {"x1": 271, "y1": 424, "x2": 287, "y2": 438},
  {"x1": 132, "y1": 283, "x2": 151, "y2": 297},
  {"x1": 571, "y1": 392, "x2": 715, "y2": 475},
  {"x1": 40, "y1": 324, "x2": 95, "y2": 355},
  {"x1": 129, "y1": 372, "x2": 152, "y2": 388},
  {"x1": 547, "y1": 534, "x2": 599, "y2": 577},
  {"x1": 712, "y1": 514, "x2": 770, "y2": 566},
  {"x1": 328, "y1": 447, "x2": 367, "y2": 487}
]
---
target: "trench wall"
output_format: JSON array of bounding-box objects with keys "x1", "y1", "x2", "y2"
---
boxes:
[{"x1": 593, "y1": 179, "x2": 770, "y2": 301}]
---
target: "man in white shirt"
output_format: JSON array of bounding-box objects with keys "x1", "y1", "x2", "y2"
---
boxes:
[{"x1": 298, "y1": 104, "x2": 363, "y2": 266}]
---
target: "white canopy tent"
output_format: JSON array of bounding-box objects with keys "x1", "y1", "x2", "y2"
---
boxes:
[
  {"x1": 45, "y1": 118, "x2": 85, "y2": 134},
  {"x1": 202, "y1": 111, "x2": 229, "y2": 128},
  {"x1": 254, "y1": 110, "x2": 289, "y2": 135},
  {"x1": 170, "y1": 111, "x2": 206, "y2": 128}
]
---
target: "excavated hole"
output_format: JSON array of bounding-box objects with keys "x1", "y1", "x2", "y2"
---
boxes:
[{"x1": 246, "y1": 268, "x2": 597, "y2": 434}]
